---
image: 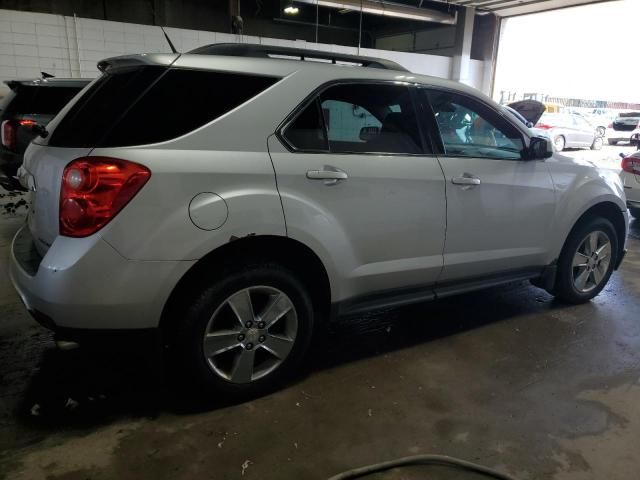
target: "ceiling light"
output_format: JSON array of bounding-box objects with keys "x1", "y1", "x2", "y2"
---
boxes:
[{"x1": 284, "y1": 4, "x2": 300, "y2": 14}]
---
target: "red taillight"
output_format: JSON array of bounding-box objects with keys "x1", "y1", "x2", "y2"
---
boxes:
[
  {"x1": 1, "y1": 120, "x2": 16, "y2": 150},
  {"x1": 535, "y1": 123, "x2": 553, "y2": 130},
  {"x1": 18, "y1": 119, "x2": 37, "y2": 127},
  {"x1": 622, "y1": 156, "x2": 640, "y2": 175},
  {"x1": 59, "y1": 157, "x2": 151, "y2": 237},
  {"x1": 608, "y1": 123, "x2": 613, "y2": 128}
]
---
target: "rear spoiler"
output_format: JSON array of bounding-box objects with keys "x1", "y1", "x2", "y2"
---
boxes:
[{"x1": 97, "y1": 53, "x2": 180, "y2": 73}]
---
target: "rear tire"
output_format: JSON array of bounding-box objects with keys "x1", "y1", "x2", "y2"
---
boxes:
[
  {"x1": 554, "y1": 216, "x2": 618, "y2": 304},
  {"x1": 172, "y1": 263, "x2": 314, "y2": 399},
  {"x1": 554, "y1": 135, "x2": 566, "y2": 152},
  {"x1": 630, "y1": 207, "x2": 640, "y2": 219},
  {"x1": 608, "y1": 139, "x2": 618, "y2": 145}
]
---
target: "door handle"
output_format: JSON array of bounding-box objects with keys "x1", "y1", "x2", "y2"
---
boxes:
[
  {"x1": 306, "y1": 167, "x2": 348, "y2": 185},
  {"x1": 451, "y1": 174, "x2": 481, "y2": 189}
]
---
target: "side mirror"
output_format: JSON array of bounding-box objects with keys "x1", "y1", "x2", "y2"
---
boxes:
[
  {"x1": 528, "y1": 136, "x2": 553, "y2": 160},
  {"x1": 360, "y1": 126, "x2": 380, "y2": 142}
]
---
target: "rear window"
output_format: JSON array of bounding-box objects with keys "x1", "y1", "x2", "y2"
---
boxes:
[
  {"x1": 49, "y1": 67, "x2": 278, "y2": 148},
  {"x1": 1, "y1": 85, "x2": 83, "y2": 116}
]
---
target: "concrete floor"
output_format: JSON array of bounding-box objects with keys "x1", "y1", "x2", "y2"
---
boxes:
[{"x1": 1, "y1": 146, "x2": 640, "y2": 480}]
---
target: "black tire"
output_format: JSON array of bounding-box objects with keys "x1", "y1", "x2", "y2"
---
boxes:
[
  {"x1": 554, "y1": 135, "x2": 565, "y2": 152},
  {"x1": 171, "y1": 263, "x2": 314, "y2": 399},
  {"x1": 554, "y1": 216, "x2": 618, "y2": 304},
  {"x1": 608, "y1": 139, "x2": 618, "y2": 145},
  {"x1": 630, "y1": 207, "x2": 640, "y2": 219},
  {"x1": 591, "y1": 136, "x2": 603, "y2": 150}
]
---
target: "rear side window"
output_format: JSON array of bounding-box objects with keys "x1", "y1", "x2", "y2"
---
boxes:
[
  {"x1": 282, "y1": 99, "x2": 328, "y2": 151},
  {"x1": 50, "y1": 67, "x2": 278, "y2": 147}
]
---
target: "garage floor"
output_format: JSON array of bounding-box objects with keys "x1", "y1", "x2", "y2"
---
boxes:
[{"x1": 1, "y1": 148, "x2": 639, "y2": 480}]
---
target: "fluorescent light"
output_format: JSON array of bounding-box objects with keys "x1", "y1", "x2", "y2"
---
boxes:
[{"x1": 284, "y1": 5, "x2": 300, "y2": 14}]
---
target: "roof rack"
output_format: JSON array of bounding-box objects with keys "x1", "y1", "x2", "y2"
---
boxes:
[{"x1": 187, "y1": 43, "x2": 409, "y2": 72}]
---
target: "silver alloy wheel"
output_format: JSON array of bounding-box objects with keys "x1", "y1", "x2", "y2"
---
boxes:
[
  {"x1": 593, "y1": 136, "x2": 603, "y2": 149},
  {"x1": 571, "y1": 230, "x2": 612, "y2": 293},
  {"x1": 202, "y1": 286, "x2": 298, "y2": 383}
]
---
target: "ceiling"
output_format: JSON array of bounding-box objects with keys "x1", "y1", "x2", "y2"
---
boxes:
[{"x1": 427, "y1": 0, "x2": 618, "y2": 17}]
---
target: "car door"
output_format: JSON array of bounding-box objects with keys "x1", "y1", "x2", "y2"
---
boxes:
[
  {"x1": 268, "y1": 82, "x2": 447, "y2": 304},
  {"x1": 572, "y1": 115, "x2": 595, "y2": 146},
  {"x1": 418, "y1": 88, "x2": 556, "y2": 283}
]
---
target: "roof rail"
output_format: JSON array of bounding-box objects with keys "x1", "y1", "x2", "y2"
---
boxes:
[{"x1": 187, "y1": 43, "x2": 409, "y2": 72}]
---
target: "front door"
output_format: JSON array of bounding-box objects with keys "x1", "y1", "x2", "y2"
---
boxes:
[
  {"x1": 419, "y1": 88, "x2": 556, "y2": 283},
  {"x1": 268, "y1": 82, "x2": 446, "y2": 302}
]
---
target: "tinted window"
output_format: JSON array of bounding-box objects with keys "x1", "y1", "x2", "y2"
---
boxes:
[
  {"x1": 282, "y1": 99, "x2": 328, "y2": 151},
  {"x1": 319, "y1": 84, "x2": 423, "y2": 154},
  {"x1": 50, "y1": 67, "x2": 278, "y2": 147},
  {"x1": 427, "y1": 90, "x2": 524, "y2": 160},
  {"x1": 50, "y1": 66, "x2": 165, "y2": 147}
]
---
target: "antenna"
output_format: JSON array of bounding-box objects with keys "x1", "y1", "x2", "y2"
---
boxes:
[
  {"x1": 147, "y1": 0, "x2": 179, "y2": 53},
  {"x1": 160, "y1": 25, "x2": 178, "y2": 53}
]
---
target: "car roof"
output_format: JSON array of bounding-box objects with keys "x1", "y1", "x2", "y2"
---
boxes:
[{"x1": 98, "y1": 47, "x2": 486, "y2": 101}]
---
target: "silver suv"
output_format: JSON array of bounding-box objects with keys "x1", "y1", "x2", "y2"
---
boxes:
[{"x1": 10, "y1": 44, "x2": 628, "y2": 397}]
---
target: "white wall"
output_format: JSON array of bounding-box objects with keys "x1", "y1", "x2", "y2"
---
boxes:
[{"x1": 0, "y1": 8, "x2": 487, "y2": 97}]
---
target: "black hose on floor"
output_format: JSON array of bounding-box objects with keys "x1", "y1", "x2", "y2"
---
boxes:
[{"x1": 328, "y1": 454, "x2": 519, "y2": 480}]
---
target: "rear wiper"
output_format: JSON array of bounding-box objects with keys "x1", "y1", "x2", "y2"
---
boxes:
[{"x1": 31, "y1": 124, "x2": 49, "y2": 139}]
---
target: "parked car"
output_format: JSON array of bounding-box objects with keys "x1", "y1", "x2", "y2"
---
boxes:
[
  {"x1": 620, "y1": 151, "x2": 640, "y2": 218},
  {"x1": 0, "y1": 76, "x2": 91, "y2": 191},
  {"x1": 534, "y1": 112, "x2": 603, "y2": 151},
  {"x1": 504, "y1": 100, "x2": 549, "y2": 139},
  {"x1": 10, "y1": 44, "x2": 628, "y2": 397},
  {"x1": 606, "y1": 112, "x2": 640, "y2": 145}
]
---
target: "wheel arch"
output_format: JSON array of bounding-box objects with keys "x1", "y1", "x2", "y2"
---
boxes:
[
  {"x1": 559, "y1": 201, "x2": 626, "y2": 269},
  {"x1": 159, "y1": 235, "x2": 332, "y2": 337}
]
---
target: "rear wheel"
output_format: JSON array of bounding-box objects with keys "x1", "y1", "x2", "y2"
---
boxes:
[
  {"x1": 591, "y1": 136, "x2": 603, "y2": 150},
  {"x1": 608, "y1": 139, "x2": 618, "y2": 145},
  {"x1": 554, "y1": 135, "x2": 566, "y2": 152},
  {"x1": 554, "y1": 217, "x2": 618, "y2": 304},
  {"x1": 172, "y1": 263, "x2": 314, "y2": 399},
  {"x1": 630, "y1": 207, "x2": 640, "y2": 219}
]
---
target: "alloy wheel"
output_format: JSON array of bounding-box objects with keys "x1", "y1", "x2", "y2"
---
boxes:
[
  {"x1": 202, "y1": 286, "x2": 298, "y2": 383},
  {"x1": 571, "y1": 231, "x2": 612, "y2": 293}
]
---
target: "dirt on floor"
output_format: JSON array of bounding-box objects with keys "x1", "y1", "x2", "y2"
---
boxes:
[{"x1": 1, "y1": 185, "x2": 640, "y2": 480}]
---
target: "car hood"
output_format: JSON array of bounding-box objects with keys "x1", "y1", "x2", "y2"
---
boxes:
[{"x1": 507, "y1": 100, "x2": 546, "y2": 125}]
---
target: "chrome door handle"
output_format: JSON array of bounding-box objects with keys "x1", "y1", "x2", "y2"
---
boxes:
[
  {"x1": 451, "y1": 174, "x2": 481, "y2": 189},
  {"x1": 306, "y1": 167, "x2": 348, "y2": 185}
]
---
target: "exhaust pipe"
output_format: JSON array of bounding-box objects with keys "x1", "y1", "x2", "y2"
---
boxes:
[{"x1": 294, "y1": 0, "x2": 457, "y2": 24}]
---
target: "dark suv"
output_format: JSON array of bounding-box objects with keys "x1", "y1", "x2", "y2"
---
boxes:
[{"x1": 0, "y1": 77, "x2": 90, "y2": 190}]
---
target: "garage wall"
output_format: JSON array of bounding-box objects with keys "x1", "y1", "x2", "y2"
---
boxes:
[{"x1": 0, "y1": 8, "x2": 487, "y2": 97}]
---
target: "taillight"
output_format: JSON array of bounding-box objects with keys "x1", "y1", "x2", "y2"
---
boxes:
[
  {"x1": 535, "y1": 123, "x2": 553, "y2": 130},
  {"x1": 59, "y1": 157, "x2": 151, "y2": 237},
  {"x1": 621, "y1": 156, "x2": 640, "y2": 175},
  {"x1": 18, "y1": 119, "x2": 37, "y2": 127},
  {"x1": 1, "y1": 120, "x2": 16, "y2": 150},
  {"x1": 608, "y1": 123, "x2": 613, "y2": 128}
]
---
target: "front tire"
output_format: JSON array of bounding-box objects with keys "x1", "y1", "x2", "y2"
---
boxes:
[
  {"x1": 554, "y1": 217, "x2": 618, "y2": 304},
  {"x1": 173, "y1": 263, "x2": 314, "y2": 399},
  {"x1": 591, "y1": 136, "x2": 603, "y2": 150}
]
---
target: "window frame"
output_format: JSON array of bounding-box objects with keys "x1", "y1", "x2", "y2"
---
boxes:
[
  {"x1": 277, "y1": 79, "x2": 431, "y2": 156},
  {"x1": 417, "y1": 86, "x2": 530, "y2": 161}
]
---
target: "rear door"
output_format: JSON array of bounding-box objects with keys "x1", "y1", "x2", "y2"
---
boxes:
[
  {"x1": 23, "y1": 65, "x2": 168, "y2": 255},
  {"x1": 269, "y1": 82, "x2": 446, "y2": 301},
  {"x1": 418, "y1": 88, "x2": 556, "y2": 282}
]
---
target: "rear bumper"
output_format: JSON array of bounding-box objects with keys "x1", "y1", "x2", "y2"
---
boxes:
[{"x1": 10, "y1": 225, "x2": 194, "y2": 330}]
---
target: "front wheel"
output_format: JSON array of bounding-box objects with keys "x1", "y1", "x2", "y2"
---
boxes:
[
  {"x1": 554, "y1": 217, "x2": 618, "y2": 304},
  {"x1": 172, "y1": 263, "x2": 314, "y2": 399},
  {"x1": 591, "y1": 136, "x2": 603, "y2": 150}
]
